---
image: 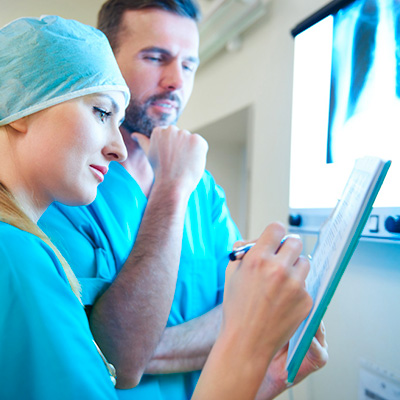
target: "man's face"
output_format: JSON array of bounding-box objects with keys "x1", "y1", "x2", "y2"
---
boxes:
[{"x1": 114, "y1": 9, "x2": 200, "y2": 137}]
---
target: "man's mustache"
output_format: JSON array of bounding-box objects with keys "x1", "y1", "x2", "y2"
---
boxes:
[{"x1": 145, "y1": 92, "x2": 182, "y2": 110}]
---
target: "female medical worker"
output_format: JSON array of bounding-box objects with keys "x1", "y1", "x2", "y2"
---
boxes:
[
  {"x1": 0, "y1": 14, "x2": 316, "y2": 400},
  {"x1": 0, "y1": 15, "x2": 129, "y2": 399}
]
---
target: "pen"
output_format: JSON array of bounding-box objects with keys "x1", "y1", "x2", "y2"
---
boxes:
[
  {"x1": 228, "y1": 234, "x2": 301, "y2": 261},
  {"x1": 229, "y1": 243, "x2": 255, "y2": 261}
]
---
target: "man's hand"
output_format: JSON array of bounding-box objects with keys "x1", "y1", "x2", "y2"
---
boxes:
[
  {"x1": 132, "y1": 126, "x2": 208, "y2": 198},
  {"x1": 255, "y1": 322, "x2": 329, "y2": 400},
  {"x1": 91, "y1": 127, "x2": 207, "y2": 389}
]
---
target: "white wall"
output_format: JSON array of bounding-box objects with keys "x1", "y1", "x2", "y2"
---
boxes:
[{"x1": 2, "y1": 0, "x2": 400, "y2": 398}]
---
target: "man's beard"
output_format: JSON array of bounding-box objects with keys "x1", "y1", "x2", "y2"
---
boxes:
[{"x1": 122, "y1": 93, "x2": 181, "y2": 138}]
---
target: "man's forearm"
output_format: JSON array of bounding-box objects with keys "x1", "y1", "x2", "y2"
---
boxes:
[
  {"x1": 145, "y1": 305, "x2": 223, "y2": 374},
  {"x1": 88, "y1": 181, "x2": 191, "y2": 389}
]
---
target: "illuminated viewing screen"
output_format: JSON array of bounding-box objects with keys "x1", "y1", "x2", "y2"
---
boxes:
[{"x1": 290, "y1": 0, "x2": 400, "y2": 213}]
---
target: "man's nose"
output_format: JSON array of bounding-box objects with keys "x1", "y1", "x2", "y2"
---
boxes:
[{"x1": 160, "y1": 61, "x2": 184, "y2": 91}]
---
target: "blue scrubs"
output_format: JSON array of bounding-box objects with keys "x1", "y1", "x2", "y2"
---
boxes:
[
  {"x1": 40, "y1": 162, "x2": 241, "y2": 399},
  {"x1": 0, "y1": 222, "x2": 118, "y2": 400}
]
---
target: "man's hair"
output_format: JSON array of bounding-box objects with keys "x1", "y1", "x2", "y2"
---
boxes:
[{"x1": 97, "y1": 0, "x2": 201, "y2": 52}]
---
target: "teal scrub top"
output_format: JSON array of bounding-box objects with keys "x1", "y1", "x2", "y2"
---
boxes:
[
  {"x1": 40, "y1": 162, "x2": 241, "y2": 400},
  {"x1": 0, "y1": 222, "x2": 118, "y2": 400}
]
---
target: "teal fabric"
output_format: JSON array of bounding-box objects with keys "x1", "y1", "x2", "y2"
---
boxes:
[
  {"x1": 40, "y1": 162, "x2": 241, "y2": 399},
  {"x1": 0, "y1": 15, "x2": 129, "y2": 126},
  {"x1": 0, "y1": 222, "x2": 118, "y2": 400}
]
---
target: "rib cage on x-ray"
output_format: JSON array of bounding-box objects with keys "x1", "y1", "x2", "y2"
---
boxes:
[{"x1": 327, "y1": 0, "x2": 400, "y2": 164}]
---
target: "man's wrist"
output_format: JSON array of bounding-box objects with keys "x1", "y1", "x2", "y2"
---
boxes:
[{"x1": 151, "y1": 178, "x2": 193, "y2": 207}]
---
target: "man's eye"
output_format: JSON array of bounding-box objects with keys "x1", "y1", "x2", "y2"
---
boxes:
[
  {"x1": 93, "y1": 106, "x2": 111, "y2": 123},
  {"x1": 183, "y1": 63, "x2": 197, "y2": 73},
  {"x1": 145, "y1": 56, "x2": 163, "y2": 63}
]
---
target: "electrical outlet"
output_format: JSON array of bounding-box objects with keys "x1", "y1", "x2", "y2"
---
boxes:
[{"x1": 359, "y1": 360, "x2": 400, "y2": 400}]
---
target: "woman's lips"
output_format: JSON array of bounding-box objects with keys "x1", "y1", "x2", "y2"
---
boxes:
[{"x1": 90, "y1": 165, "x2": 108, "y2": 182}]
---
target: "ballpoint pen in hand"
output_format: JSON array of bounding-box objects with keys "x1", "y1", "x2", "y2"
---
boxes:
[
  {"x1": 229, "y1": 243, "x2": 256, "y2": 261},
  {"x1": 229, "y1": 234, "x2": 301, "y2": 261}
]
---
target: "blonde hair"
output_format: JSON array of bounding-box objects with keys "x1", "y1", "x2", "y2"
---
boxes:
[{"x1": 0, "y1": 182, "x2": 82, "y2": 300}]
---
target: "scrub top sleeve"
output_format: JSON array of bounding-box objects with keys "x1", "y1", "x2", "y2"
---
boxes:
[
  {"x1": 39, "y1": 204, "x2": 115, "y2": 306},
  {"x1": 208, "y1": 174, "x2": 242, "y2": 304},
  {"x1": 0, "y1": 227, "x2": 118, "y2": 400}
]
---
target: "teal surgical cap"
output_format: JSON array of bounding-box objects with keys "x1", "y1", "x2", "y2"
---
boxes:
[{"x1": 0, "y1": 15, "x2": 130, "y2": 126}]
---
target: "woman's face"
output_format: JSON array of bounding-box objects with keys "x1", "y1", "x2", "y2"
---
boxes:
[{"x1": 19, "y1": 91, "x2": 127, "y2": 209}]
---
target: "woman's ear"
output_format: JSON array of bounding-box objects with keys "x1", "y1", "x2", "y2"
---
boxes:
[{"x1": 8, "y1": 117, "x2": 29, "y2": 134}]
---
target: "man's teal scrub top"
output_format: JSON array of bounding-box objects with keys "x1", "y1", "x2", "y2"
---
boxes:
[
  {"x1": 0, "y1": 222, "x2": 118, "y2": 400},
  {"x1": 40, "y1": 162, "x2": 241, "y2": 399}
]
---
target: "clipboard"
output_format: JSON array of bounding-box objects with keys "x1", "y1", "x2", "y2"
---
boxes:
[{"x1": 286, "y1": 156, "x2": 391, "y2": 383}]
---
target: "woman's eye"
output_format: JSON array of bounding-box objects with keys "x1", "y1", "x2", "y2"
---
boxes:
[{"x1": 93, "y1": 106, "x2": 111, "y2": 123}]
